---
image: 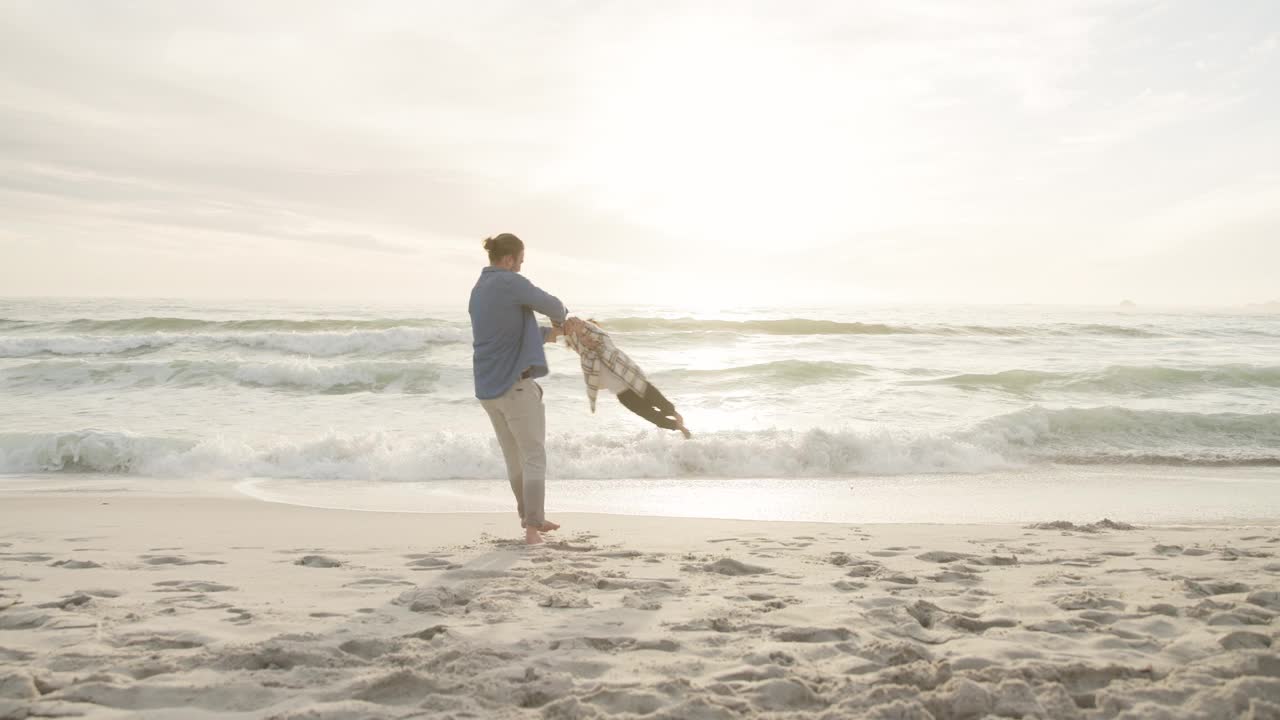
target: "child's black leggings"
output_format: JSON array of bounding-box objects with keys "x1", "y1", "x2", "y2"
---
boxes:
[{"x1": 616, "y1": 384, "x2": 680, "y2": 430}]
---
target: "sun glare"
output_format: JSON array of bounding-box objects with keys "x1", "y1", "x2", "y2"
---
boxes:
[{"x1": 548, "y1": 14, "x2": 886, "y2": 252}]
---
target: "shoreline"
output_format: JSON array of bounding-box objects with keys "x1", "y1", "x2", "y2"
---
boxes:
[{"x1": 7, "y1": 465, "x2": 1280, "y2": 526}]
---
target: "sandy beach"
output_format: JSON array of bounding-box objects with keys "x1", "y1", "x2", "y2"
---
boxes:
[{"x1": 1, "y1": 484, "x2": 1277, "y2": 719}]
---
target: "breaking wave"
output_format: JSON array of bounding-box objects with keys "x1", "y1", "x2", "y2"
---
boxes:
[
  {"x1": 5, "y1": 407, "x2": 1276, "y2": 480},
  {"x1": 0, "y1": 327, "x2": 465, "y2": 358},
  {"x1": 599, "y1": 317, "x2": 1166, "y2": 338},
  {"x1": 910, "y1": 364, "x2": 1280, "y2": 395},
  {"x1": 0, "y1": 358, "x2": 445, "y2": 394}
]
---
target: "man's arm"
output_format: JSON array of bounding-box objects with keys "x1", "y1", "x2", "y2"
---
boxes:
[{"x1": 508, "y1": 274, "x2": 568, "y2": 324}]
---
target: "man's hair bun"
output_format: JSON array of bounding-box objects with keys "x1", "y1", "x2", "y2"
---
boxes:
[{"x1": 483, "y1": 233, "x2": 524, "y2": 263}]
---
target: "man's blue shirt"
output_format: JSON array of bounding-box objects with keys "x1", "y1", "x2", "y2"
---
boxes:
[{"x1": 469, "y1": 266, "x2": 568, "y2": 400}]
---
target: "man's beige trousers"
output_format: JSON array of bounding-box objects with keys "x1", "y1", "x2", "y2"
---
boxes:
[{"x1": 480, "y1": 377, "x2": 546, "y2": 528}]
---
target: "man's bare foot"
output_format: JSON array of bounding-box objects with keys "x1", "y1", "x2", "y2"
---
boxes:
[
  {"x1": 533, "y1": 520, "x2": 560, "y2": 532},
  {"x1": 525, "y1": 528, "x2": 544, "y2": 545}
]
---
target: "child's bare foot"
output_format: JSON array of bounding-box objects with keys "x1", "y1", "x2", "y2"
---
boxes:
[
  {"x1": 525, "y1": 528, "x2": 544, "y2": 545},
  {"x1": 679, "y1": 425, "x2": 692, "y2": 439}
]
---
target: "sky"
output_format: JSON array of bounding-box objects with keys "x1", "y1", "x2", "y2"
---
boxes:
[{"x1": 1, "y1": 1, "x2": 1277, "y2": 308}]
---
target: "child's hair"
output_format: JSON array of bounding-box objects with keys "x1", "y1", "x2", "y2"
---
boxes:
[{"x1": 587, "y1": 318, "x2": 603, "y2": 328}]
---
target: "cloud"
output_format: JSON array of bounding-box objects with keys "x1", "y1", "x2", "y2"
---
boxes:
[{"x1": 1, "y1": 1, "x2": 1277, "y2": 304}]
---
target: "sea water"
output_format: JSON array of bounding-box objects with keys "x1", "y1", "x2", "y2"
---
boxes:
[{"x1": 3, "y1": 297, "x2": 1278, "y2": 523}]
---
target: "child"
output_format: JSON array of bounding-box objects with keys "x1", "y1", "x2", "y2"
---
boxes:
[{"x1": 561, "y1": 318, "x2": 691, "y2": 438}]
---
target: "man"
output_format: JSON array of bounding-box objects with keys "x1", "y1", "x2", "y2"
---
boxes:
[{"x1": 469, "y1": 233, "x2": 582, "y2": 545}]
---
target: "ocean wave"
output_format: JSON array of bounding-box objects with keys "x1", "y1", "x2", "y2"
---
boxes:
[
  {"x1": 910, "y1": 364, "x2": 1280, "y2": 395},
  {"x1": 656, "y1": 360, "x2": 874, "y2": 386},
  {"x1": 5, "y1": 408, "x2": 1277, "y2": 479},
  {"x1": 0, "y1": 428, "x2": 1011, "y2": 479},
  {"x1": 52, "y1": 317, "x2": 449, "y2": 333},
  {"x1": 598, "y1": 317, "x2": 1165, "y2": 338},
  {"x1": 0, "y1": 326, "x2": 466, "y2": 358},
  {"x1": 0, "y1": 359, "x2": 443, "y2": 394},
  {"x1": 601, "y1": 317, "x2": 919, "y2": 335},
  {"x1": 964, "y1": 406, "x2": 1280, "y2": 465}
]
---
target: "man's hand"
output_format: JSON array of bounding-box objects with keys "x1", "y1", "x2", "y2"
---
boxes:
[
  {"x1": 562, "y1": 317, "x2": 602, "y2": 351},
  {"x1": 562, "y1": 317, "x2": 584, "y2": 336}
]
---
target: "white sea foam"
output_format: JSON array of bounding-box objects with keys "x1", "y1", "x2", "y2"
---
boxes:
[
  {"x1": 0, "y1": 333, "x2": 183, "y2": 357},
  {"x1": 4, "y1": 409, "x2": 1277, "y2": 482},
  {"x1": 4, "y1": 300, "x2": 1279, "y2": 487},
  {"x1": 0, "y1": 358, "x2": 445, "y2": 393},
  {"x1": 0, "y1": 326, "x2": 466, "y2": 358},
  {"x1": 0, "y1": 428, "x2": 1008, "y2": 479}
]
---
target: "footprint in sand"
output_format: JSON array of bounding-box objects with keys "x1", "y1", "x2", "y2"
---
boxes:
[
  {"x1": 832, "y1": 580, "x2": 866, "y2": 592},
  {"x1": 223, "y1": 607, "x2": 253, "y2": 625},
  {"x1": 622, "y1": 594, "x2": 664, "y2": 610},
  {"x1": 774, "y1": 626, "x2": 854, "y2": 643},
  {"x1": 916, "y1": 551, "x2": 973, "y2": 564},
  {"x1": 154, "y1": 595, "x2": 233, "y2": 611},
  {"x1": 0, "y1": 609, "x2": 50, "y2": 630},
  {"x1": 49, "y1": 559, "x2": 101, "y2": 569},
  {"x1": 1054, "y1": 590, "x2": 1124, "y2": 610},
  {"x1": 880, "y1": 574, "x2": 919, "y2": 585},
  {"x1": 295, "y1": 555, "x2": 343, "y2": 568},
  {"x1": 538, "y1": 592, "x2": 590, "y2": 608},
  {"x1": 405, "y1": 557, "x2": 454, "y2": 570},
  {"x1": 110, "y1": 632, "x2": 207, "y2": 650},
  {"x1": 546, "y1": 541, "x2": 597, "y2": 553},
  {"x1": 927, "y1": 567, "x2": 983, "y2": 584},
  {"x1": 36, "y1": 593, "x2": 94, "y2": 610},
  {"x1": 843, "y1": 560, "x2": 883, "y2": 578},
  {"x1": 152, "y1": 580, "x2": 236, "y2": 593},
  {"x1": 826, "y1": 552, "x2": 855, "y2": 566},
  {"x1": 1219, "y1": 547, "x2": 1273, "y2": 560},
  {"x1": 344, "y1": 577, "x2": 415, "y2": 589},
  {"x1": 1139, "y1": 603, "x2": 1180, "y2": 617},
  {"x1": 0, "y1": 647, "x2": 35, "y2": 663},
  {"x1": 1182, "y1": 579, "x2": 1250, "y2": 597},
  {"x1": 539, "y1": 570, "x2": 598, "y2": 588},
  {"x1": 697, "y1": 558, "x2": 772, "y2": 576},
  {"x1": 141, "y1": 555, "x2": 225, "y2": 566},
  {"x1": 906, "y1": 600, "x2": 1016, "y2": 633},
  {"x1": 970, "y1": 555, "x2": 1019, "y2": 566},
  {"x1": 394, "y1": 586, "x2": 472, "y2": 614},
  {"x1": 548, "y1": 637, "x2": 678, "y2": 653},
  {"x1": 1219, "y1": 631, "x2": 1271, "y2": 650},
  {"x1": 1, "y1": 552, "x2": 51, "y2": 563},
  {"x1": 593, "y1": 549, "x2": 645, "y2": 559}
]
